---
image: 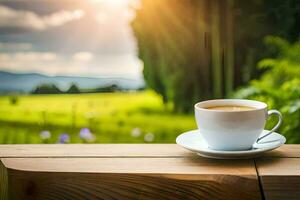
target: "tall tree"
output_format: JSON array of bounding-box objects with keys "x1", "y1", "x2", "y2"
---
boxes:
[{"x1": 211, "y1": 0, "x2": 223, "y2": 98}]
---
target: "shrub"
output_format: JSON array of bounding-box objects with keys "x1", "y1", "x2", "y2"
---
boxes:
[
  {"x1": 32, "y1": 84, "x2": 62, "y2": 94},
  {"x1": 233, "y1": 36, "x2": 300, "y2": 143},
  {"x1": 9, "y1": 96, "x2": 19, "y2": 105}
]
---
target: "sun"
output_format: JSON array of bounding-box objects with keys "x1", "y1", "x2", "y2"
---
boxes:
[
  {"x1": 108, "y1": 0, "x2": 130, "y2": 7},
  {"x1": 90, "y1": 0, "x2": 131, "y2": 7}
]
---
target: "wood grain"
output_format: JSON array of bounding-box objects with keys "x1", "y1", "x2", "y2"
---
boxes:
[
  {"x1": 0, "y1": 144, "x2": 297, "y2": 158},
  {"x1": 2, "y1": 157, "x2": 256, "y2": 175},
  {"x1": 7, "y1": 170, "x2": 260, "y2": 200},
  {"x1": 261, "y1": 145, "x2": 300, "y2": 158},
  {"x1": 256, "y1": 158, "x2": 300, "y2": 200},
  {"x1": 0, "y1": 160, "x2": 8, "y2": 200}
]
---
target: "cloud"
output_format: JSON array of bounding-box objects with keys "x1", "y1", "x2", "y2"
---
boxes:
[
  {"x1": 0, "y1": 42, "x2": 32, "y2": 50},
  {"x1": 0, "y1": 52, "x2": 57, "y2": 61},
  {"x1": 96, "y1": 12, "x2": 109, "y2": 24},
  {"x1": 73, "y1": 52, "x2": 93, "y2": 62},
  {"x1": 0, "y1": 52, "x2": 142, "y2": 78},
  {"x1": 14, "y1": 52, "x2": 57, "y2": 61},
  {"x1": 0, "y1": 5, "x2": 85, "y2": 33},
  {"x1": 0, "y1": 0, "x2": 142, "y2": 79},
  {"x1": 43, "y1": 10, "x2": 85, "y2": 27}
]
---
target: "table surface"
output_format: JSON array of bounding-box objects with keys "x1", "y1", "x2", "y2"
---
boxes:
[{"x1": 0, "y1": 144, "x2": 299, "y2": 200}]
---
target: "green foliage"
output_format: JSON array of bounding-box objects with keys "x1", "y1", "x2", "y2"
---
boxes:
[
  {"x1": 264, "y1": 0, "x2": 300, "y2": 42},
  {"x1": 93, "y1": 84, "x2": 121, "y2": 93},
  {"x1": 132, "y1": 0, "x2": 240, "y2": 112},
  {"x1": 32, "y1": 84, "x2": 62, "y2": 94},
  {"x1": 233, "y1": 36, "x2": 300, "y2": 143},
  {"x1": 67, "y1": 84, "x2": 80, "y2": 94},
  {"x1": 9, "y1": 96, "x2": 19, "y2": 105}
]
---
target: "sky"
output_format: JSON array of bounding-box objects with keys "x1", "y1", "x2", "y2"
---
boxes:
[{"x1": 0, "y1": 0, "x2": 142, "y2": 79}]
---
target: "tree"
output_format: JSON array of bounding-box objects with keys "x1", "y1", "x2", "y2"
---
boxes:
[
  {"x1": 132, "y1": 0, "x2": 300, "y2": 112},
  {"x1": 66, "y1": 84, "x2": 80, "y2": 94},
  {"x1": 132, "y1": 0, "x2": 239, "y2": 112},
  {"x1": 32, "y1": 84, "x2": 62, "y2": 94},
  {"x1": 94, "y1": 84, "x2": 120, "y2": 93}
]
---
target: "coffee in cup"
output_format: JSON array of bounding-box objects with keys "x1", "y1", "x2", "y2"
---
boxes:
[{"x1": 205, "y1": 105, "x2": 256, "y2": 111}]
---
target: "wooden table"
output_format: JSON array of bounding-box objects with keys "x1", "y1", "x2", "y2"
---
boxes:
[{"x1": 0, "y1": 144, "x2": 299, "y2": 200}]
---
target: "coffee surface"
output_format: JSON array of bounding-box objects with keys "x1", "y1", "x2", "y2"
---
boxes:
[{"x1": 206, "y1": 105, "x2": 256, "y2": 111}]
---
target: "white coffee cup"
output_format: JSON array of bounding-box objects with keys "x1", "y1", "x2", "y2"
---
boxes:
[{"x1": 194, "y1": 99, "x2": 282, "y2": 151}]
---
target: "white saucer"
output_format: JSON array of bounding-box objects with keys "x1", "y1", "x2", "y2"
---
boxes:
[{"x1": 176, "y1": 130, "x2": 286, "y2": 159}]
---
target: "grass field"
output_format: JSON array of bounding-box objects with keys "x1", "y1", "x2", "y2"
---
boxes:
[{"x1": 0, "y1": 91, "x2": 196, "y2": 144}]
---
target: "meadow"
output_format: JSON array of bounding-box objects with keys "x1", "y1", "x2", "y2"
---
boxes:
[{"x1": 0, "y1": 91, "x2": 196, "y2": 144}]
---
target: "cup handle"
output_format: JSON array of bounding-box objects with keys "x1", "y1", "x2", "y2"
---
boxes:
[{"x1": 256, "y1": 110, "x2": 282, "y2": 143}]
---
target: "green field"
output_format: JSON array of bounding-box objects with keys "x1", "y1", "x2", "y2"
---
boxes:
[{"x1": 0, "y1": 91, "x2": 196, "y2": 144}]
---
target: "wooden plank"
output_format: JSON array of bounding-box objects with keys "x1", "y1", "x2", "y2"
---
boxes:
[
  {"x1": 2, "y1": 157, "x2": 260, "y2": 200},
  {"x1": 0, "y1": 144, "x2": 297, "y2": 158},
  {"x1": 261, "y1": 144, "x2": 300, "y2": 158},
  {"x1": 5, "y1": 144, "x2": 300, "y2": 199},
  {"x1": 7, "y1": 171, "x2": 260, "y2": 200},
  {"x1": 1, "y1": 157, "x2": 256, "y2": 174},
  {"x1": 0, "y1": 144, "x2": 193, "y2": 158},
  {"x1": 256, "y1": 158, "x2": 300, "y2": 200}
]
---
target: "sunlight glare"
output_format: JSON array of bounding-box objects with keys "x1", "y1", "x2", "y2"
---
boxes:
[{"x1": 90, "y1": 0, "x2": 131, "y2": 7}]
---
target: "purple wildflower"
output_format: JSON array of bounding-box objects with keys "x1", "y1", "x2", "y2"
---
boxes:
[
  {"x1": 59, "y1": 133, "x2": 70, "y2": 144},
  {"x1": 79, "y1": 128, "x2": 95, "y2": 142}
]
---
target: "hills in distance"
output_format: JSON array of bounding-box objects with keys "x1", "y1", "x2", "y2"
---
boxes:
[{"x1": 0, "y1": 71, "x2": 145, "y2": 94}]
